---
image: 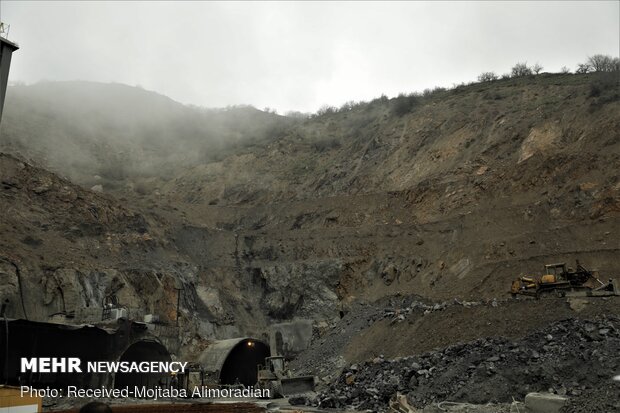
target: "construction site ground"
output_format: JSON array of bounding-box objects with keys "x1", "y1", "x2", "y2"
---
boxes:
[
  {"x1": 50, "y1": 403, "x2": 265, "y2": 413},
  {"x1": 47, "y1": 399, "x2": 356, "y2": 413}
]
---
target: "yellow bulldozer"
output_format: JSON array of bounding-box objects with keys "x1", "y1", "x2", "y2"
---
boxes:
[{"x1": 511, "y1": 260, "x2": 618, "y2": 298}]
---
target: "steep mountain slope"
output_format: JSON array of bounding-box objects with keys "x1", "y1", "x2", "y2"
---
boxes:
[
  {"x1": 0, "y1": 73, "x2": 618, "y2": 368},
  {"x1": 164, "y1": 74, "x2": 619, "y2": 205},
  {"x1": 160, "y1": 73, "x2": 620, "y2": 310}
]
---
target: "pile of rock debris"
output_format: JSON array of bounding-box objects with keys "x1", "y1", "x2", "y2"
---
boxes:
[{"x1": 308, "y1": 316, "x2": 619, "y2": 412}]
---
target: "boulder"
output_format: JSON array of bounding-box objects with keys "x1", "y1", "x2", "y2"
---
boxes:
[{"x1": 524, "y1": 392, "x2": 567, "y2": 413}]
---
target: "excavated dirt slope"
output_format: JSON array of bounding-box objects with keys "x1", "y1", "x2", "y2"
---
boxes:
[
  {"x1": 289, "y1": 296, "x2": 620, "y2": 378},
  {"x1": 158, "y1": 73, "x2": 620, "y2": 316},
  {"x1": 1, "y1": 73, "x2": 618, "y2": 410}
]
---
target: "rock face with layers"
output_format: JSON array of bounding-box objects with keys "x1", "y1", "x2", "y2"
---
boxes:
[{"x1": 0, "y1": 153, "x2": 247, "y2": 354}]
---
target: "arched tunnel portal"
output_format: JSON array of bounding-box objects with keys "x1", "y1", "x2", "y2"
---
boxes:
[
  {"x1": 200, "y1": 338, "x2": 270, "y2": 387},
  {"x1": 114, "y1": 340, "x2": 171, "y2": 390}
]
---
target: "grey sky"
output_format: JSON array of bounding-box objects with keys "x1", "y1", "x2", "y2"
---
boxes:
[{"x1": 3, "y1": 1, "x2": 619, "y2": 113}]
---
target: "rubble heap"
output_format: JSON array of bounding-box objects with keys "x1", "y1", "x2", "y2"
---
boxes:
[
  {"x1": 561, "y1": 380, "x2": 620, "y2": 413},
  {"x1": 292, "y1": 296, "x2": 494, "y2": 375},
  {"x1": 314, "y1": 316, "x2": 620, "y2": 412},
  {"x1": 291, "y1": 302, "x2": 385, "y2": 379}
]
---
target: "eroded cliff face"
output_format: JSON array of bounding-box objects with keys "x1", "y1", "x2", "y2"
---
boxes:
[
  {"x1": 160, "y1": 74, "x2": 619, "y2": 315},
  {"x1": 0, "y1": 73, "x2": 618, "y2": 358},
  {"x1": 0, "y1": 153, "x2": 273, "y2": 356},
  {"x1": 0, "y1": 151, "x2": 342, "y2": 354}
]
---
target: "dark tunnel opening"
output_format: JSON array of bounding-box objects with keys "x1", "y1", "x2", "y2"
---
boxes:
[
  {"x1": 219, "y1": 339, "x2": 270, "y2": 386},
  {"x1": 0, "y1": 320, "x2": 111, "y2": 389},
  {"x1": 114, "y1": 340, "x2": 171, "y2": 390}
]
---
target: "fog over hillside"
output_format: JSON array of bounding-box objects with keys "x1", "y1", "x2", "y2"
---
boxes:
[{"x1": 0, "y1": 81, "x2": 293, "y2": 190}]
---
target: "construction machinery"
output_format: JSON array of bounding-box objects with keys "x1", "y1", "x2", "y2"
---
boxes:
[
  {"x1": 256, "y1": 356, "x2": 315, "y2": 398},
  {"x1": 511, "y1": 260, "x2": 618, "y2": 298}
]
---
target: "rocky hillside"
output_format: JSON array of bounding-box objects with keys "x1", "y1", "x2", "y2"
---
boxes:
[
  {"x1": 0, "y1": 152, "x2": 277, "y2": 355},
  {"x1": 160, "y1": 72, "x2": 620, "y2": 312},
  {"x1": 0, "y1": 73, "x2": 618, "y2": 365}
]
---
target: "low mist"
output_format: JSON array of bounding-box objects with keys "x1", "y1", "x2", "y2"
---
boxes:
[{"x1": 0, "y1": 81, "x2": 295, "y2": 193}]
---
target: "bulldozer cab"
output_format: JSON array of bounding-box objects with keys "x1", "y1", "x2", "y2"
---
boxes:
[
  {"x1": 544, "y1": 263, "x2": 567, "y2": 278},
  {"x1": 266, "y1": 356, "x2": 285, "y2": 373}
]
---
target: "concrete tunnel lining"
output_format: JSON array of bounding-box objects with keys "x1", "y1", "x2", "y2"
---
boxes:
[
  {"x1": 114, "y1": 340, "x2": 171, "y2": 390},
  {"x1": 199, "y1": 338, "x2": 270, "y2": 386}
]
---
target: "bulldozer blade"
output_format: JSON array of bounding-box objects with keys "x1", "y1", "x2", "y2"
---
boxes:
[{"x1": 280, "y1": 376, "x2": 315, "y2": 395}]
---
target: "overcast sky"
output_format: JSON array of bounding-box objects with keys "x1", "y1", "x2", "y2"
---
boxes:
[{"x1": 3, "y1": 1, "x2": 619, "y2": 113}]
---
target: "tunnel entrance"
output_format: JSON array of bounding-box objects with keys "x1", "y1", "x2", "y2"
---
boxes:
[
  {"x1": 219, "y1": 339, "x2": 270, "y2": 386},
  {"x1": 114, "y1": 340, "x2": 171, "y2": 390},
  {"x1": 0, "y1": 319, "x2": 112, "y2": 389}
]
